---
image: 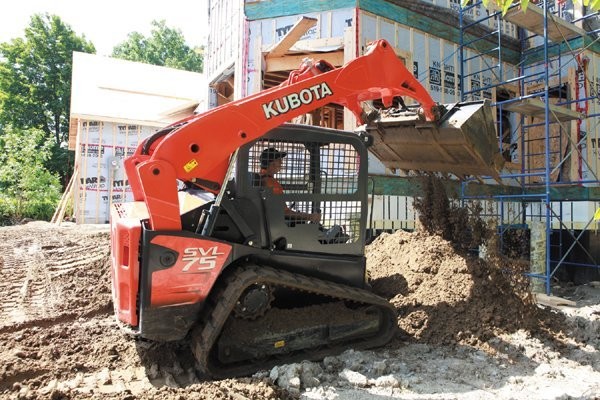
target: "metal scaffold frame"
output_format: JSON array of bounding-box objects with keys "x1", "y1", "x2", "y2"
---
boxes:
[{"x1": 459, "y1": 0, "x2": 600, "y2": 294}]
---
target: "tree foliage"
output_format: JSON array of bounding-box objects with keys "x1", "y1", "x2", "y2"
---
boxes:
[
  {"x1": 112, "y1": 20, "x2": 203, "y2": 72},
  {"x1": 0, "y1": 14, "x2": 95, "y2": 183},
  {"x1": 461, "y1": 0, "x2": 600, "y2": 14},
  {"x1": 0, "y1": 14, "x2": 95, "y2": 145},
  {"x1": 0, "y1": 126, "x2": 61, "y2": 225}
]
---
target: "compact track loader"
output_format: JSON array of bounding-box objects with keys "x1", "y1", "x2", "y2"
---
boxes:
[{"x1": 110, "y1": 39, "x2": 501, "y2": 378}]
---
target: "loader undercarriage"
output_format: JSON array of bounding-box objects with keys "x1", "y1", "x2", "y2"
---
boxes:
[{"x1": 190, "y1": 264, "x2": 397, "y2": 378}]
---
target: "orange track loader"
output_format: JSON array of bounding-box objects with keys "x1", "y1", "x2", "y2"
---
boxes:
[{"x1": 110, "y1": 39, "x2": 499, "y2": 378}]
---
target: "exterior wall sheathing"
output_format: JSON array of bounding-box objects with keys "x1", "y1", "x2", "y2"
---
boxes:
[{"x1": 73, "y1": 120, "x2": 156, "y2": 224}]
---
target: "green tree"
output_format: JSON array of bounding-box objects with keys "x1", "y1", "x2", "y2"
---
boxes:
[
  {"x1": 0, "y1": 13, "x2": 95, "y2": 181},
  {"x1": 0, "y1": 125, "x2": 62, "y2": 225},
  {"x1": 112, "y1": 20, "x2": 203, "y2": 72},
  {"x1": 461, "y1": 0, "x2": 600, "y2": 14}
]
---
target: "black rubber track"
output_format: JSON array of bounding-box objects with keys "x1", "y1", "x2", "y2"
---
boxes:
[{"x1": 190, "y1": 264, "x2": 397, "y2": 379}]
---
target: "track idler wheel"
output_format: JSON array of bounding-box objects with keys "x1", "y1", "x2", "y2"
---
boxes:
[{"x1": 233, "y1": 283, "x2": 273, "y2": 320}]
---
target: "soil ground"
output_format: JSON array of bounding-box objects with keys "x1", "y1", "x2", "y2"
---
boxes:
[{"x1": 0, "y1": 221, "x2": 598, "y2": 399}]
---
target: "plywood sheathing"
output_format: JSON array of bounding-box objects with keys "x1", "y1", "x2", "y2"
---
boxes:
[
  {"x1": 368, "y1": 0, "x2": 521, "y2": 63},
  {"x1": 503, "y1": 98, "x2": 583, "y2": 122}
]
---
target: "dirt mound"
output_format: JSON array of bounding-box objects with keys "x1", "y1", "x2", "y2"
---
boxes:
[
  {"x1": 367, "y1": 229, "x2": 561, "y2": 351},
  {"x1": 0, "y1": 222, "x2": 293, "y2": 400}
]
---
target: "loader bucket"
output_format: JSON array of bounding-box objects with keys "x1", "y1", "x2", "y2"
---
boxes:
[{"x1": 364, "y1": 100, "x2": 504, "y2": 179}]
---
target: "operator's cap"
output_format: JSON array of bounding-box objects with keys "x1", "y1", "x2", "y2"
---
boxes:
[{"x1": 260, "y1": 147, "x2": 287, "y2": 168}]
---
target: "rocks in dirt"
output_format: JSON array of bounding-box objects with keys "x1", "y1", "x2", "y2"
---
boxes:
[
  {"x1": 272, "y1": 328, "x2": 600, "y2": 399},
  {"x1": 373, "y1": 375, "x2": 400, "y2": 388},
  {"x1": 339, "y1": 369, "x2": 368, "y2": 387},
  {"x1": 270, "y1": 361, "x2": 323, "y2": 393},
  {"x1": 268, "y1": 349, "x2": 405, "y2": 393}
]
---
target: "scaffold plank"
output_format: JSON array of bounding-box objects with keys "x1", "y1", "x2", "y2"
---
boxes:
[
  {"x1": 503, "y1": 98, "x2": 583, "y2": 122},
  {"x1": 503, "y1": 3, "x2": 586, "y2": 43}
]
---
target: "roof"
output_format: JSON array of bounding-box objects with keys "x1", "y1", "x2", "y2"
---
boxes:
[{"x1": 70, "y1": 52, "x2": 206, "y2": 127}]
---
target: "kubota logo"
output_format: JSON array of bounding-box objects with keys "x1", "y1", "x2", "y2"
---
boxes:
[
  {"x1": 262, "y1": 82, "x2": 333, "y2": 119},
  {"x1": 181, "y1": 246, "x2": 225, "y2": 272}
]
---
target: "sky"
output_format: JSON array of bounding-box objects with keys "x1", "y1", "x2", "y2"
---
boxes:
[{"x1": 0, "y1": 0, "x2": 209, "y2": 56}]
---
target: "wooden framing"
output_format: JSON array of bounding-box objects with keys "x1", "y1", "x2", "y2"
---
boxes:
[
  {"x1": 265, "y1": 51, "x2": 344, "y2": 72},
  {"x1": 266, "y1": 16, "x2": 318, "y2": 58},
  {"x1": 214, "y1": 77, "x2": 235, "y2": 106}
]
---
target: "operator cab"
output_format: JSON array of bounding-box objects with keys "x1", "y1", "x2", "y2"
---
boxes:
[{"x1": 180, "y1": 124, "x2": 370, "y2": 257}]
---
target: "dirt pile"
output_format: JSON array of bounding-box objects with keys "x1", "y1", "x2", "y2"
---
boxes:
[{"x1": 366, "y1": 228, "x2": 560, "y2": 351}]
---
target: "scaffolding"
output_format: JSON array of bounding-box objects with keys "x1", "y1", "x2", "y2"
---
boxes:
[{"x1": 459, "y1": 0, "x2": 600, "y2": 294}]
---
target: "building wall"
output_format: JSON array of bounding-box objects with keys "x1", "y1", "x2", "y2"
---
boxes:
[
  {"x1": 74, "y1": 120, "x2": 156, "y2": 223},
  {"x1": 245, "y1": 6, "x2": 518, "y2": 102},
  {"x1": 250, "y1": 8, "x2": 353, "y2": 46},
  {"x1": 241, "y1": 3, "x2": 521, "y2": 221},
  {"x1": 359, "y1": 10, "x2": 518, "y2": 105},
  {"x1": 246, "y1": 8, "x2": 355, "y2": 96},
  {"x1": 576, "y1": 50, "x2": 600, "y2": 187},
  {"x1": 206, "y1": 0, "x2": 244, "y2": 83}
]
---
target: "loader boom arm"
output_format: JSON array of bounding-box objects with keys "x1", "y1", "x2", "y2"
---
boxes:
[{"x1": 125, "y1": 40, "x2": 437, "y2": 231}]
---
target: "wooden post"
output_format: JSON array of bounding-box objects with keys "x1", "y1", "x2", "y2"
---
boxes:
[{"x1": 51, "y1": 166, "x2": 78, "y2": 225}]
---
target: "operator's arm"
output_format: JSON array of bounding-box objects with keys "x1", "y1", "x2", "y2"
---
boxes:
[
  {"x1": 284, "y1": 208, "x2": 321, "y2": 223},
  {"x1": 262, "y1": 176, "x2": 321, "y2": 223}
]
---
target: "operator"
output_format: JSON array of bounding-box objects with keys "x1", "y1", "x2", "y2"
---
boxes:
[{"x1": 259, "y1": 147, "x2": 321, "y2": 223}]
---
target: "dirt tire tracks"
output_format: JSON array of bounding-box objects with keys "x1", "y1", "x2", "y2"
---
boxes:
[{"x1": 0, "y1": 222, "x2": 291, "y2": 400}]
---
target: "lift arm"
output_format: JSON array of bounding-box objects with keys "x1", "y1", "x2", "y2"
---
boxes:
[{"x1": 124, "y1": 40, "x2": 437, "y2": 231}]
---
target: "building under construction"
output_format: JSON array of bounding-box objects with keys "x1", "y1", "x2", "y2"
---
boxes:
[{"x1": 205, "y1": 0, "x2": 600, "y2": 293}]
